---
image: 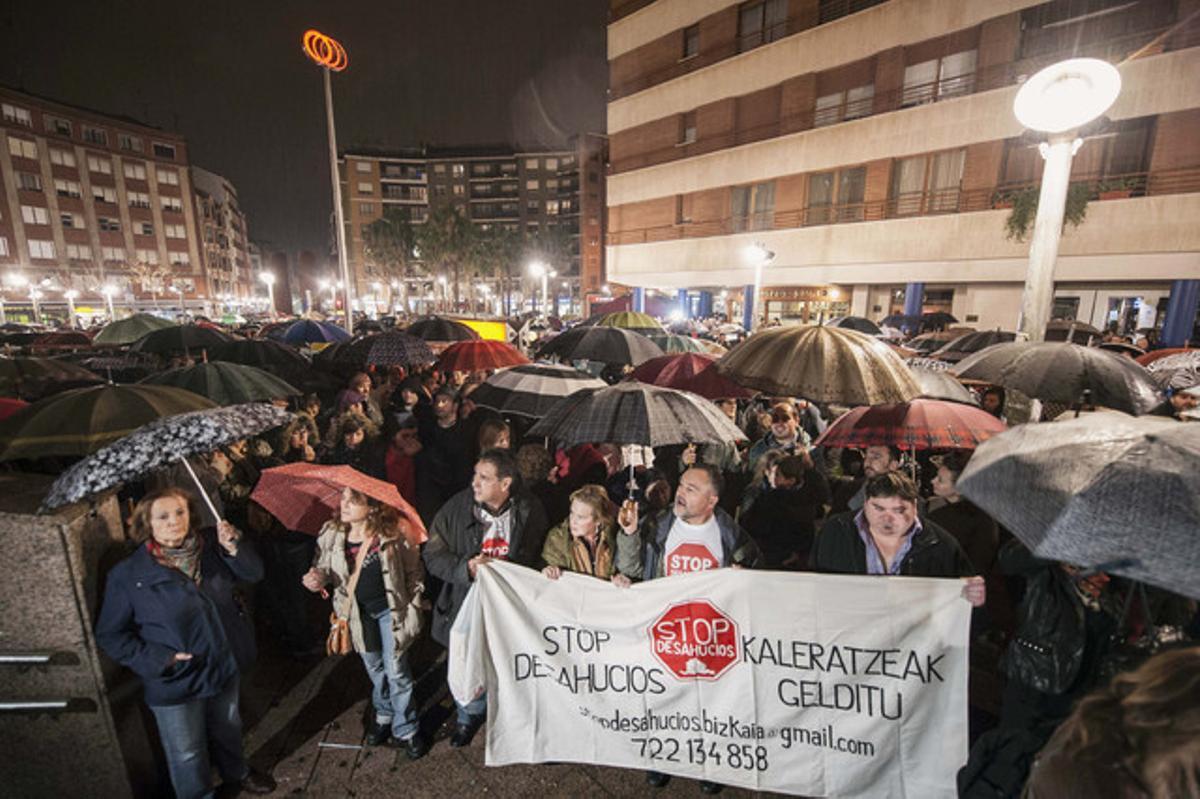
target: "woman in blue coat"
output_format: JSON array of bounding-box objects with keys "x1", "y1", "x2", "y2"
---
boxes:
[{"x1": 95, "y1": 487, "x2": 275, "y2": 799}]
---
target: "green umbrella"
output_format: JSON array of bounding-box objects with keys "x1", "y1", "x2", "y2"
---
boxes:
[
  {"x1": 647, "y1": 333, "x2": 705, "y2": 354},
  {"x1": 93, "y1": 313, "x2": 176, "y2": 346},
  {"x1": 0, "y1": 384, "x2": 216, "y2": 460},
  {"x1": 141, "y1": 362, "x2": 300, "y2": 405},
  {"x1": 0, "y1": 356, "x2": 103, "y2": 400}
]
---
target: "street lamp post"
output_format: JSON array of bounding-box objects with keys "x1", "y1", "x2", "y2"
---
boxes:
[
  {"x1": 29, "y1": 288, "x2": 43, "y2": 325},
  {"x1": 302, "y1": 30, "x2": 353, "y2": 332},
  {"x1": 437, "y1": 275, "x2": 448, "y2": 313},
  {"x1": 259, "y1": 271, "x2": 277, "y2": 319},
  {"x1": 1012, "y1": 58, "x2": 1121, "y2": 343},
  {"x1": 170, "y1": 285, "x2": 185, "y2": 314},
  {"x1": 745, "y1": 242, "x2": 775, "y2": 331},
  {"x1": 101, "y1": 285, "x2": 117, "y2": 320},
  {"x1": 64, "y1": 289, "x2": 79, "y2": 328}
]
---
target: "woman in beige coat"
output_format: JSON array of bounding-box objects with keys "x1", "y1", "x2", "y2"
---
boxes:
[{"x1": 302, "y1": 488, "x2": 427, "y2": 758}]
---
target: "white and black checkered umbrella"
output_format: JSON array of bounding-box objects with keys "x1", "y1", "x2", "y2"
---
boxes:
[
  {"x1": 536, "y1": 326, "x2": 664, "y2": 366},
  {"x1": 528, "y1": 382, "x2": 746, "y2": 448},
  {"x1": 958, "y1": 414, "x2": 1200, "y2": 600},
  {"x1": 40, "y1": 403, "x2": 292, "y2": 511},
  {"x1": 1146, "y1": 350, "x2": 1200, "y2": 391},
  {"x1": 469, "y1": 363, "x2": 606, "y2": 419}
]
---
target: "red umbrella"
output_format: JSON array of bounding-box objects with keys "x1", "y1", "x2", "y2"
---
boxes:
[
  {"x1": 250, "y1": 463, "x2": 427, "y2": 545},
  {"x1": 32, "y1": 331, "x2": 93, "y2": 348},
  {"x1": 629, "y1": 353, "x2": 754, "y2": 400},
  {"x1": 814, "y1": 398, "x2": 1006, "y2": 451},
  {"x1": 437, "y1": 340, "x2": 530, "y2": 372},
  {"x1": 0, "y1": 397, "x2": 28, "y2": 421},
  {"x1": 1136, "y1": 347, "x2": 1195, "y2": 367}
]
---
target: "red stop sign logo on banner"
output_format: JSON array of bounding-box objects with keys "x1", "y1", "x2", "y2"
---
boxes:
[{"x1": 649, "y1": 600, "x2": 740, "y2": 681}]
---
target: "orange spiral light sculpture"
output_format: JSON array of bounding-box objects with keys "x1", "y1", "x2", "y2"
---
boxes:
[{"x1": 302, "y1": 29, "x2": 348, "y2": 72}]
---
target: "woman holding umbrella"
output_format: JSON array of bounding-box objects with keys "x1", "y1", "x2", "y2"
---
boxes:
[
  {"x1": 301, "y1": 488, "x2": 428, "y2": 758},
  {"x1": 95, "y1": 488, "x2": 275, "y2": 799}
]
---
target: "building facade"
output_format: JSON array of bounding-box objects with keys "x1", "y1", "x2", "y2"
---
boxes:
[
  {"x1": 191, "y1": 166, "x2": 253, "y2": 305},
  {"x1": 605, "y1": 0, "x2": 1200, "y2": 337},
  {"x1": 0, "y1": 86, "x2": 222, "y2": 318}
]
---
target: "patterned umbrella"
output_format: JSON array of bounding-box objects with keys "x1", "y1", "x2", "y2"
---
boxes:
[
  {"x1": 1145, "y1": 350, "x2": 1200, "y2": 390},
  {"x1": 931, "y1": 330, "x2": 1016, "y2": 363},
  {"x1": 1136, "y1": 347, "x2": 1195, "y2": 367},
  {"x1": 630, "y1": 353, "x2": 754, "y2": 400},
  {"x1": 93, "y1": 314, "x2": 176, "y2": 347},
  {"x1": 405, "y1": 317, "x2": 479, "y2": 343},
  {"x1": 211, "y1": 338, "x2": 310, "y2": 372},
  {"x1": 281, "y1": 319, "x2": 351, "y2": 345},
  {"x1": 906, "y1": 331, "x2": 962, "y2": 355},
  {"x1": 716, "y1": 325, "x2": 922, "y2": 405},
  {"x1": 0, "y1": 356, "x2": 102, "y2": 400},
  {"x1": 0, "y1": 384, "x2": 216, "y2": 461},
  {"x1": 578, "y1": 311, "x2": 663, "y2": 336},
  {"x1": 40, "y1": 403, "x2": 293, "y2": 511},
  {"x1": 346, "y1": 331, "x2": 436, "y2": 368},
  {"x1": 250, "y1": 462, "x2": 426, "y2": 545},
  {"x1": 814, "y1": 398, "x2": 1004, "y2": 451},
  {"x1": 469, "y1": 363, "x2": 606, "y2": 419},
  {"x1": 536, "y1": 326, "x2": 664, "y2": 366},
  {"x1": 954, "y1": 341, "x2": 1161, "y2": 414},
  {"x1": 828, "y1": 316, "x2": 882, "y2": 336},
  {"x1": 959, "y1": 415, "x2": 1200, "y2": 600},
  {"x1": 529, "y1": 382, "x2": 746, "y2": 449},
  {"x1": 646, "y1": 333, "x2": 706, "y2": 354},
  {"x1": 131, "y1": 324, "x2": 231, "y2": 354},
  {"x1": 437, "y1": 340, "x2": 529, "y2": 372},
  {"x1": 141, "y1": 362, "x2": 301, "y2": 404},
  {"x1": 905, "y1": 356, "x2": 953, "y2": 372},
  {"x1": 910, "y1": 366, "x2": 978, "y2": 405}
]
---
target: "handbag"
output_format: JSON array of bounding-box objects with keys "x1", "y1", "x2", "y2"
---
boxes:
[{"x1": 325, "y1": 534, "x2": 376, "y2": 656}]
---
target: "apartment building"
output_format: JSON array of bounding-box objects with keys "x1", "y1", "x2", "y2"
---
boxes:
[
  {"x1": 0, "y1": 86, "x2": 216, "y2": 316},
  {"x1": 192, "y1": 167, "x2": 253, "y2": 303},
  {"x1": 605, "y1": 0, "x2": 1200, "y2": 337},
  {"x1": 340, "y1": 137, "x2": 606, "y2": 304}
]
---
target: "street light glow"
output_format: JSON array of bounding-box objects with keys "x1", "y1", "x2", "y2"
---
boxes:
[
  {"x1": 64, "y1": 289, "x2": 79, "y2": 300},
  {"x1": 528, "y1": 261, "x2": 546, "y2": 278},
  {"x1": 259, "y1": 272, "x2": 276, "y2": 286},
  {"x1": 1013, "y1": 58, "x2": 1121, "y2": 134}
]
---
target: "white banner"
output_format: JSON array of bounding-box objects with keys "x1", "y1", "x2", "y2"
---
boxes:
[{"x1": 450, "y1": 561, "x2": 970, "y2": 798}]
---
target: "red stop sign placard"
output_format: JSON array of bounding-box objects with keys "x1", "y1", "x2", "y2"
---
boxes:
[{"x1": 649, "y1": 599, "x2": 740, "y2": 680}]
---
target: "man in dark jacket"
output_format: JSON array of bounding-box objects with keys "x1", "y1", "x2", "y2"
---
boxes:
[
  {"x1": 811, "y1": 472, "x2": 986, "y2": 606},
  {"x1": 422, "y1": 448, "x2": 548, "y2": 747},
  {"x1": 415, "y1": 385, "x2": 472, "y2": 521}
]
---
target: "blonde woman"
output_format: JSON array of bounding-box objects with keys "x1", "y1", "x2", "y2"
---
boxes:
[
  {"x1": 302, "y1": 488, "x2": 427, "y2": 758},
  {"x1": 541, "y1": 484, "x2": 620, "y2": 582}
]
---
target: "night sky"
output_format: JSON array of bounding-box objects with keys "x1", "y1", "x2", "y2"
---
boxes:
[{"x1": 0, "y1": 0, "x2": 608, "y2": 254}]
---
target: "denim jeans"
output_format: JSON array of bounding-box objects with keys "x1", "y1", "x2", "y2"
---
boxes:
[
  {"x1": 359, "y1": 608, "x2": 419, "y2": 740},
  {"x1": 148, "y1": 675, "x2": 248, "y2": 799},
  {"x1": 456, "y1": 692, "x2": 487, "y2": 727}
]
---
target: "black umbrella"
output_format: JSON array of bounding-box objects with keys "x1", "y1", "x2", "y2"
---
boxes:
[
  {"x1": 141, "y1": 362, "x2": 301, "y2": 404},
  {"x1": 328, "y1": 331, "x2": 435, "y2": 368},
  {"x1": 469, "y1": 363, "x2": 606, "y2": 419},
  {"x1": 211, "y1": 338, "x2": 311, "y2": 374},
  {"x1": 958, "y1": 415, "x2": 1200, "y2": 600},
  {"x1": 1044, "y1": 320, "x2": 1102, "y2": 345},
  {"x1": 41, "y1": 403, "x2": 293, "y2": 512},
  {"x1": 536, "y1": 326, "x2": 664, "y2": 366},
  {"x1": 0, "y1": 356, "x2": 103, "y2": 400},
  {"x1": 130, "y1": 324, "x2": 231, "y2": 354},
  {"x1": 828, "y1": 316, "x2": 883, "y2": 336},
  {"x1": 920, "y1": 311, "x2": 958, "y2": 331},
  {"x1": 910, "y1": 366, "x2": 977, "y2": 405},
  {"x1": 405, "y1": 317, "x2": 479, "y2": 343},
  {"x1": 953, "y1": 341, "x2": 1161, "y2": 415},
  {"x1": 879, "y1": 313, "x2": 919, "y2": 331},
  {"x1": 932, "y1": 330, "x2": 1016, "y2": 363}
]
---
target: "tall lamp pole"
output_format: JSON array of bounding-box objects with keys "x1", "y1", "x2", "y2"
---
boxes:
[
  {"x1": 303, "y1": 29, "x2": 353, "y2": 332},
  {"x1": 745, "y1": 242, "x2": 775, "y2": 332},
  {"x1": 259, "y1": 271, "x2": 277, "y2": 320},
  {"x1": 64, "y1": 289, "x2": 79, "y2": 328},
  {"x1": 101, "y1": 285, "x2": 117, "y2": 320},
  {"x1": 1012, "y1": 58, "x2": 1120, "y2": 343}
]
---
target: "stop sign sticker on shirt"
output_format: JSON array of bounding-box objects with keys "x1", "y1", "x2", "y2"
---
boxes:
[
  {"x1": 649, "y1": 600, "x2": 740, "y2": 681},
  {"x1": 665, "y1": 542, "x2": 720, "y2": 575}
]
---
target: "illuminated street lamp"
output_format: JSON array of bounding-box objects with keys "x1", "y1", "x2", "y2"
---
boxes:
[
  {"x1": 744, "y1": 242, "x2": 775, "y2": 331},
  {"x1": 101, "y1": 285, "x2": 117, "y2": 320},
  {"x1": 437, "y1": 275, "x2": 448, "y2": 313},
  {"x1": 372, "y1": 281, "x2": 383, "y2": 318},
  {"x1": 259, "y1": 271, "x2": 277, "y2": 319},
  {"x1": 528, "y1": 261, "x2": 556, "y2": 315},
  {"x1": 170, "y1": 284, "x2": 185, "y2": 314},
  {"x1": 1012, "y1": 58, "x2": 1120, "y2": 343},
  {"x1": 64, "y1": 289, "x2": 79, "y2": 328}
]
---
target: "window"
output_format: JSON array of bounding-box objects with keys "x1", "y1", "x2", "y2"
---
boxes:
[
  {"x1": 545, "y1": 199, "x2": 561, "y2": 215},
  {"x1": 60, "y1": 211, "x2": 81, "y2": 228},
  {"x1": 2, "y1": 103, "x2": 32, "y2": 127},
  {"x1": 452, "y1": 184, "x2": 465, "y2": 196},
  {"x1": 526, "y1": 179, "x2": 540, "y2": 190},
  {"x1": 524, "y1": 158, "x2": 539, "y2": 170},
  {"x1": 164, "y1": 223, "x2": 186, "y2": 238},
  {"x1": 359, "y1": 202, "x2": 375, "y2": 215},
  {"x1": 55, "y1": 179, "x2": 82, "y2": 198},
  {"x1": 161, "y1": 196, "x2": 183, "y2": 212},
  {"x1": 818, "y1": 0, "x2": 886, "y2": 24},
  {"x1": 123, "y1": 161, "x2": 147, "y2": 180},
  {"x1": 546, "y1": 178, "x2": 559, "y2": 190},
  {"x1": 8, "y1": 136, "x2": 36, "y2": 159},
  {"x1": 119, "y1": 134, "x2": 142, "y2": 152},
  {"x1": 169, "y1": 251, "x2": 190, "y2": 265},
  {"x1": 814, "y1": 84, "x2": 875, "y2": 127},
  {"x1": 135, "y1": 248, "x2": 159, "y2": 264},
  {"x1": 156, "y1": 168, "x2": 179, "y2": 186},
  {"x1": 66, "y1": 243, "x2": 92, "y2": 260},
  {"x1": 805, "y1": 167, "x2": 866, "y2": 224},
  {"x1": 17, "y1": 172, "x2": 42, "y2": 191},
  {"x1": 902, "y1": 50, "x2": 977, "y2": 107},
  {"x1": 679, "y1": 111, "x2": 697, "y2": 144},
  {"x1": 93, "y1": 185, "x2": 117, "y2": 203},
  {"x1": 675, "y1": 195, "x2": 692, "y2": 224},
  {"x1": 0, "y1": 236, "x2": 7, "y2": 257},
  {"x1": 129, "y1": 189, "x2": 150, "y2": 206},
  {"x1": 83, "y1": 126, "x2": 108, "y2": 146},
  {"x1": 87, "y1": 154, "x2": 113, "y2": 174},
  {"x1": 433, "y1": 163, "x2": 446, "y2": 173},
  {"x1": 526, "y1": 199, "x2": 540, "y2": 213},
  {"x1": 355, "y1": 160, "x2": 372, "y2": 173},
  {"x1": 451, "y1": 163, "x2": 465, "y2": 177},
  {"x1": 682, "y1": 24, "x2": 700, "y2": 58},
  {"x1": 50, "y1": 148, "x2": 76, "y2": 167},
  {"x1": 28, "y1": 239, "x2": 55, "y2": 259},
  {"x1": 357, "y1": 181, "x2": 373, "y2": 194},
  {"x1": 21, "y1": 205, "x2": 50, "y2": 225},
  {"x1": 738, "y1": 0, "x2": 787, "y2": 53},
  {"x1": 98, "y1": 217, "x2": 121, "y2": 232},
  {"x1": 139, "y1": 221, "x2": 154, "y2": 236},
  {"x1": 545, "y1": 158, "x2": 558, "y2": 170},
  {"x1": 890, "y1": 149, "x2": 965, "y2": 216},
  {"x1": 44, "y1": 115, "x2": 71, "y2": 136},
  {"x1": 152, "y1": 142, "x2": 176, "y2": 159},
  {"x1": 731, "y1": 181, "x2": 776, "y2": 231},
  {"x1": 102, "y1": 246, "x2": 126, "y2": 261}
]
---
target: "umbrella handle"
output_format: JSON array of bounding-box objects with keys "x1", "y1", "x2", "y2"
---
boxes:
[{"x1": 178, "y1": 456, "x2": 223, "y2": 526}]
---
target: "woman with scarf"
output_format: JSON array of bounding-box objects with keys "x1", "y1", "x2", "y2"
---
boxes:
[
  {"x1": 95, "y1": 488, "x2": 274, "y2": 799},
  {"x1": 541, "y1": 484, "x2": 620, "y2": 581},
  {"x1": 301, "y1": 488, "x2": 428, "y2": 758}
]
